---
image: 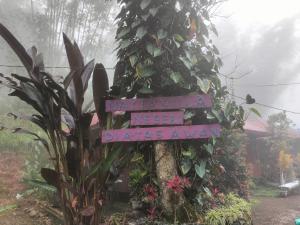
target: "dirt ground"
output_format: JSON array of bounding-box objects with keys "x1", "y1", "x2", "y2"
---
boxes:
[
  {"x1": 252, "y1": 196, "x2": 300, "y2": 225},
  {"x1": 2, "y1": 151, "x2": 300, "y2": 225},
  {"x1": 0, "y1": 152, "x2": 55, "y2": 225}
]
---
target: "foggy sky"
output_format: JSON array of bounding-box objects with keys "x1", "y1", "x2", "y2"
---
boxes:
[
  {"x1": 1, "y1": 0, "x2": 300, "y2": 126},
  {"x1": 215, "y1": 0, "x2": 300, "y2": 126}
]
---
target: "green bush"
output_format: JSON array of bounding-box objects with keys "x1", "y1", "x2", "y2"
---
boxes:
[
  {"x1": 205, "y1": 193, "x2": 252, "y2": 225},
  {"x1": 0, "y1": 115, "x2": 41, "y2": 152}
]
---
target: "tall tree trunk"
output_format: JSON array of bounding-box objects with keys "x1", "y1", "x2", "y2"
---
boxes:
[{"x1": 154, "y1": 141, "x2": 184, "y2": 216}]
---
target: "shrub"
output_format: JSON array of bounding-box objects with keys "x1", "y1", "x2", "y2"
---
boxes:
[{"x1": 205, "y1": 193, "x2": 252, "y2": 225}]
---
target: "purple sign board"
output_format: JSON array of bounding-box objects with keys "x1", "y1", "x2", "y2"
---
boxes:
[
  {"x1": 131, "y1": 111, "x2": 184, "y2": 126},
  {"x1": 105, "y1": 95, "x2": 212, "y2": 112},
  {"x1": 102, "y1": 124, "x2": 221, "y2": 143}
]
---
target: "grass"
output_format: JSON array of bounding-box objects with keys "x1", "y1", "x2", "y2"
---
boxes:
[
  {"x1": 250, "y1": 183, "x2": 281, "y2": 198},
  {"x1": 0, "y1": 204, "x2": 17, "y2": 214},
  {"x1": 0, "y1": 115, "x2": 43, "y2": 153}
]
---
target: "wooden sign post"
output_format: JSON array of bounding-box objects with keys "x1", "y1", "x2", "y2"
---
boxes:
[{"x1": 101, "y1": 94, "x2": 220, "y2": 143}]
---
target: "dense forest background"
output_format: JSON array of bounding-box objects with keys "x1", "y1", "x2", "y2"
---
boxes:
[{"x1": 0, "y1": 0, "x2": 118, "y2": 114}]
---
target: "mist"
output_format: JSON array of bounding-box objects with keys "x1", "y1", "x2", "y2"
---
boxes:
[{"x1": 214, "y1": 2, "x2": 300, "y2": 126}]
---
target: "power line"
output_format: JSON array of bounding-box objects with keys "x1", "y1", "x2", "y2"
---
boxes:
[
  {"x1": 230, "y1": 94, "x2": 300, "y2": 115},
  {"x1": 236, "y1": 82, "x2": 300, "y2": 88},
  {"x1": 0, "y1": 64, "x2": 115, "y2": 70}
]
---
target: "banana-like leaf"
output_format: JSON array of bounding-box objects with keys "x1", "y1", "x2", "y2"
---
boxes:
[
  {"x1": 0, "y1": 23, "x2": 33, "y2": 75},
  {"x1": 81, "y1": 59, "x2": 95, "y2": 93},
  {"x1": 11, "y1": 127, "x2": 50, "y2": 153},
  {"x1": 41, "y1": 168, "x2": 60, "y2": 189},
  {"x1": 85, "y1": 144, "x2": 122, "y2": 182},
  {"x1": 63, "y1": 33, "x2": 84, "y2": 113},
  {"x1": 63, "y1": 33, "x2": 84, "y2": 70},
  {"x1": 9, "y1": 89, "x2": 45, "y2": 116},
  {"x1": 23, "y1": 179, "x2": 56, "y2": 192},
  {"x1": 92, "y1": 63, "x2": 109, "y2": 124},
  {"x1": 113, "y1": 61, "x2": 125, "y2": 86}
]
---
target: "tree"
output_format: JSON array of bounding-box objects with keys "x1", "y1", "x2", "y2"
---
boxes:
[
  {"x1": 26, "y1": 0, "x2": 117, "y2": 65},
  {"x1": 262, "y1": 112, "x2": 294, "y2": 183},
  {"x1": 215, "y1": 129, "x2": 250, "y2": 198},
  {"x1": 114, "y1": 0, "x2": 245, "y2": 221}
]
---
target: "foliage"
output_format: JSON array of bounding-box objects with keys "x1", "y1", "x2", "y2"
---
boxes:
[
  {"x1": 31, "y1": 0, "x2": 117, "y2": 64},
  {"x1": 0, "y1": 115, "x2": 40, "y2": 152},
  {"x1": 261, "y1": 112, "x2": 294, "y2": 182},
  {"x1": 204, "y1": 193, "x2": 252, "y2": 225},
  {"x1": 0, "y1": 204, "x2": 17, "y2": 214},
  {"x1": 278, "y1": 150, "x2": 293, "y2": 171},
  {"x1": 214, "y1": 129, "x2": 250, "y2": 198},
  {"x1": 114, "y1": 0, "x2": 247, "y2": 221},
  {"x1": 0, "y1": 23, "x2": 132, "y2": 225},
  {"x1": 250, "y1": 182, "x2": 280, "y2": 198}
]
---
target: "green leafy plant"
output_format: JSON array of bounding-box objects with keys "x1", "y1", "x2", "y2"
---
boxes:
[
  {"x1": 205, "y1": 193, "x2": 252, "y2": 225},
  {"x1": 214, "y1": 129, "x2": 250, "y2": 198},
  {"x1": 114, "y1": 0, "x2": 247, "y2": 222},
  {"x1": 0, "y1": 23, "x2": 131, "y2": 225}
]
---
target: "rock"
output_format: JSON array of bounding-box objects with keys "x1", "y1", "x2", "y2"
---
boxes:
[{"x1": 29, "y1": 209, "x2": 38, "y2": 217}]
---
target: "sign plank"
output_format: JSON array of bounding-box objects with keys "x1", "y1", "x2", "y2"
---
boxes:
[
  {"x1": 102, "y1": 124, "x2": 221, "y2": 143},
  {"x1": 105, "y1": 95, "x2": 212, "y2": 112},
  {"x1": 131, "y1": 111, "x2": 184, "y2": 126}
]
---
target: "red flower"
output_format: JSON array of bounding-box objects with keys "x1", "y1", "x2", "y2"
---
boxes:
[
  {"x1": 147, "y1": 207, "x2": 157, "y2": 220},
  {"x1": 166, "y1": 176, "x2": 191, "y2": 193},
  {"x1": 166, "y1": 176, "x2": 183, "y2": 193},
  {"x1": 144, "y1": 184, "x2": 158, "y2": 201}
]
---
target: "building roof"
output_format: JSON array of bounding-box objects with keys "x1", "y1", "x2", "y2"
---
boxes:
[
  {"x1": 244, "y1": 118, "x2": 269, "y2": 134},
  {"x1": 245, "y1": 118, "x2": 300, "y2": 139}
]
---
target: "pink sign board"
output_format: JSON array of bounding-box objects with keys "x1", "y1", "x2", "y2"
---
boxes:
[
  {"x1": 101, "y1": 124, "x2": 221, "y2": 143},
  {"x1": 131, "y1": 111, "x2": 184, "y2": 126},
  {"x1": 105, "y1": 95, "x2": 212, "y2": 112}
]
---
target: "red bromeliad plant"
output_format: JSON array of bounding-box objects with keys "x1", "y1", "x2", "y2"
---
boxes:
[
  {"x1": 0, "y1": 23, "x2": 132, "y2": 225},
  {"x1": 166, "y1": 176, "x2": 191, "y2": 194}
]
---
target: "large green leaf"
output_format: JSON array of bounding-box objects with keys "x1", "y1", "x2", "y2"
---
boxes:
[
  {"x1": 136, "y1": 26, "x2": 147, "y2": 39},
  {"x1": 146, "y1": 43, "x2": 163, "y2": 57},
  {"x1": 170, "y1": 72, "x2": 183, "y2": 84},
  {"x1": 204, "y1": 144, "x2": 213, "y2": 155},
  {"x1": 181, "y1": 159, "x2": 192, "y2": 175},
  {"x1": 197, "y1": 77, "x2": 211, "y2": 93},
  {"x1": 195, "y1": 161, "x2": 207, "y2": 178},
  {"x1": 157, "y1": 29, "x2": 167, "y2": 40}
]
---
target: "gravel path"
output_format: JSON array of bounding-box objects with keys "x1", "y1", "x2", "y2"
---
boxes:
[{"x1": 253, "y1": 196, "x2": 300, "y2": 225}]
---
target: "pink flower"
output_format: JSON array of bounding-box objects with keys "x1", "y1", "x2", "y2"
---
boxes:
[
  {"x1": 144, "y1": 184, "x2": 158, "y2": 201},
  {"x1": 166, "y1": 176, "x2": 191, "y2": 193}
]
